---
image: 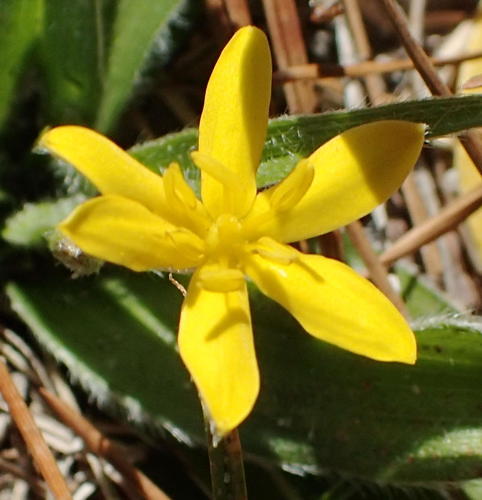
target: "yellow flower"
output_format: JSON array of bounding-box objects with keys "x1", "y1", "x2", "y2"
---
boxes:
[{"x1": 39, "y1": 27, "x2": 424, "y2": 436}]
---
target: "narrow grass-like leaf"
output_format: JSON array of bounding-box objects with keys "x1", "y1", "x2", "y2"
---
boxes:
[
  {"x1": 130, "y1": 95, "x2": 482, "y2": 189},
  {"x1": 0, "y1": 0, "x2": 41, "y2": 130},
  {"x1": 95, "y1": 0, "x2": 192, "y2": 133},
  {"x1": 39, "y1": 0, "x2": 108, "y2": 124}
]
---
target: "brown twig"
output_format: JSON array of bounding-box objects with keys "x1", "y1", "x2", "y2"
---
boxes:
[
  {"x1": 39, "y1": 387, "x2": 172, "y2": 500},
  {"x1": 2, "y1": 329, "x2": 54, "y2": 391},
  {"x1": 380, "y1": 184, "x2": 482, "y2": 267},
  {"x1": 272, "y1": 50, "x2": 482, "y2": 83},
  {"x1": 343, "y1": 0, "x2": 388, "y2": 104},
  {"x1": 225, "y1": 0, "x2": 252, "y2": 27},
  {"x1": 345, "y1": 221, "x2": 408, "y2": 316},
  {"x1": 310, "y1": 2, "x2": 344, "y2": 24},
  {"x1": 204, "y1": 0, "x2": 235, "y2": 42},
  {"x1": 401, "y1": 172, "x2": 443, "y2": 281},
  {"x1": 0, "y1": 456, "x2": 46, "y2": 496},
  {"x1": 375, "y1": 0, "x2": 482, "y2": 177},
  {"x1": 204, "y1": 0, "x2": 251, "y2": 42},
  {"x1": 376, "y1": 0, "x2": 451, "y2": 96},
  {"x1": 0, "y1": 360, "x2": 72, "y2": 499},
  {"x1": 318, "y1": 231, "x2": 344, "y2": 261},
  {"x1": 262, "y1": 0, "x2": 318, "y2": 113}
]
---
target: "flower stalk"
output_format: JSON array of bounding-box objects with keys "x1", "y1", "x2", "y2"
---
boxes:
[{"x1": 204, "y1": 408, "x2": 247, "y2": 500}]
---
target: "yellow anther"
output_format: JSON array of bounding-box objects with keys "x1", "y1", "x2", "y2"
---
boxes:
[
  {"x1": 163, "y1": 162, "x2": 198, "y2": 210},
  {"x1": 161, "y1": 162, "x2": 211, "y2": 237},
  {"x1": 250, "y1": 236, "x2": 299, "y2": 265},
  {"x1": 191, "y1": 151, "x2": 238, "y2": 190},
  {"x1": 269, "y1": 159, "x2": 314, "y2": 212}
]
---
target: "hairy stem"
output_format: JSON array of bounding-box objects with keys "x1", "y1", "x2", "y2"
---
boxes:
[{"x1": 204, "y1": 408, "x2": 248, "y2": 500}]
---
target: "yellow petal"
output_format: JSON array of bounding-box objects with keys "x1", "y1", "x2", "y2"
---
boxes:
[
  {"x1": 199, "y1": 26, "x2": 271, "y2": 218},
  {"x1": 244, "y1": 121, "x2": 424, "y2": 242},
  {"x1": 178, "y1": 271, "x2": 259, "y2": 436},
  {"x1": 39, "y1": 126, "x2": 170, "y2": 217},
  {"x1": 59, "y1": 195, "x2": 204, "y2": 272},
  {"x1": 243, "y1": 248, "x2": 416, "y2": 364}
]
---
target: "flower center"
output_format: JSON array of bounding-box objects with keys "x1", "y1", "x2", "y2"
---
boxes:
[
  {"x1": 204, "y1": 214, "x2": 246, "y2": 265},
  {"x1": 196, "y1": 214, "x2": 247, "y2": 293}
]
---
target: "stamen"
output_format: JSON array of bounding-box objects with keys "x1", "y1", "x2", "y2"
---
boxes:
[
  {"x1": 191, "y1": 151, "x2": 238, "y2": 190},
  {"x1": 269, "y1": 159, "x2": 314, "y2": 212},
  {"x1": 162, "y1": 162, "x2": 211, "y2": 237},
  {"x1": 250, "y1": 237, "x2": 299, "y2": 265},
  {"x1": 163, "y1": 163, "x2": 198, "y2": 210},
  {"x1": 214, "y1": 214, "x2": 243, "y2": 242},
  {"x1": 205, "y1": 215, "x2": 245, "y2": 260}
]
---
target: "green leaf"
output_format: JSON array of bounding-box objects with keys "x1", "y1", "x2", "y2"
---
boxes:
[
  {"x1": 396, "y1": 264, "x2": 458, "y2": 319},
  {"x1": 7, "y1": 269, "x2": 482, "y2": 483},
  {"x1": 39, "y1": 0, "x2": 108, "y2": 124},
  {"x1": 130, "y1": 128, "x2": 199, "y2": 193},
  {"x1": 130, "y1": 95, "x2": 482, "y2": 189},
  {"x1": 95, "y1": 0, "x2": 193, "y2": 133},
  {"x1": 2, "y1": 196, "x2": 85, "y2": 247},
  {"x1": 462, "y1": 478, "x2": 482, "y2": 500},
  {"x1": 0, "y1": 0, "x2": 42, "y2": 130}
]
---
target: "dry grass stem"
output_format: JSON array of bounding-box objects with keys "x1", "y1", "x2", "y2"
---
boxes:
[
  {"x1": 0, "y1": 360, "x2": 72, "y2": 499},
  {"x1": 39, "y1": 387, "x2": 172, "y2": 500}
]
